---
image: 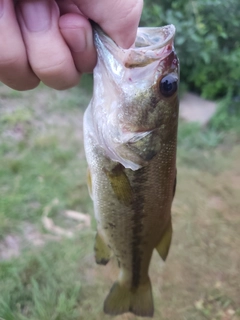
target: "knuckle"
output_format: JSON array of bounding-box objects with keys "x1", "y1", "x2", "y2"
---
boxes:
[
  {"x1": 33, "y1": 57, "x2": 68, "y2": 77},
  {"x1": 32, "y1": 55, "x2": 80, "y2": 90},
  {"x1": 0, "y1": 54, "x2": 23, "y2": 68}
]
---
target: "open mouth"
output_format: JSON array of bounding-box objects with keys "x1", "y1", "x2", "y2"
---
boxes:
[
  {"x1": 124, "y1": 25, "x2": 176, "y2": 68},
  {"x1": 135, "y1": 25, "x2": 176, "y2": 50},
  {"x1": 94, "y1": 24, "x2": 176, "y2": 69}
]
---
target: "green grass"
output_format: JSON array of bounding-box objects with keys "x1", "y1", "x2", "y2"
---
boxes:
[
  {"x1": 0, "y1": 77, "x2": 93, "y2": 238},
  {"x1": 0, "y1": 234, "x2": 93, "y2": 320},
  {"x1": 0, "y1": 80, "x2": 240, "y2": 320}
]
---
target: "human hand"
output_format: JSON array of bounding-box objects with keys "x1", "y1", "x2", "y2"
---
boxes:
[{"x1": 0, "y1": 0, "x2": 143, "y2": 90}]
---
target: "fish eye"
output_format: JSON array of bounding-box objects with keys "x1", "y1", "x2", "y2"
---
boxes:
[{"x1": 159, "y1": 74, "x2": 178, "y2": 97}]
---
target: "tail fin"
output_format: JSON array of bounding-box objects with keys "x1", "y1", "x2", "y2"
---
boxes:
[{"x1": 104, "y1": 278, "x2": 154, "y2": 317}]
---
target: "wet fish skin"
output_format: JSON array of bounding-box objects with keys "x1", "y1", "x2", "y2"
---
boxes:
[{"x1": 84, "y1": 25, "x2": 179, "y2": 317}]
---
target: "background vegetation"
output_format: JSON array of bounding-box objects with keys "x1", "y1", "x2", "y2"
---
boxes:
[{"x1": 141, "y1": 0, "x2": 240, "y2": 100}]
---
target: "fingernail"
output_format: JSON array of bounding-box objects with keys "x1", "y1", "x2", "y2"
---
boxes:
[
  {"x1": 20, "y1": 0, "x2": 52, "y2": 32},
  {"x1": 0, "y1": 0, "x2": 4, "y2": 18}
]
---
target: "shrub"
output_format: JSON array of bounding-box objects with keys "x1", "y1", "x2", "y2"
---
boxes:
[{"x1": 141, "y1": 0, "x2": 240, "y2": 100}]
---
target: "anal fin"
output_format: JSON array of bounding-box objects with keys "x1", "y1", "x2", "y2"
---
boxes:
[
  {"x1": 94, "y1": 232, "x2": 111, "y2": 265},
  {"x1": 156, "y1": 219, "x2": 173, "y2": 261}
]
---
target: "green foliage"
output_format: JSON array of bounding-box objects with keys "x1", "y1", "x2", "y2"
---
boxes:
[
  {"x1": 177, "y1": 121, "x2": 224, "y2": 150},
  {"x1": 209, "y1": 96, "x2": 240, "y2": 132},
  {"x1": 141, "y1": 0, "x2": 240, "y2": 99}
]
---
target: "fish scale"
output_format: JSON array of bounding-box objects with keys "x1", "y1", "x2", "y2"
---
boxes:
[{"x1": 84, "y1": 24, "x2": 179, "y2": 317}]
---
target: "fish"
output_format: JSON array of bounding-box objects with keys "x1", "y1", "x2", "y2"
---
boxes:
[{"x1": 83, "y1": 24, "x2": 179, "y2": 317}]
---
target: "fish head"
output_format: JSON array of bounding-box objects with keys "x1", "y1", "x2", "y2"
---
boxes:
[{"x1": 91, "y1": 25, "x2": 179, "y2": 169}]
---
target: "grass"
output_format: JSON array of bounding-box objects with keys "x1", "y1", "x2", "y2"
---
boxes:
[
  {"x1": 0, "y1": 79, "x2": 240, "y2": 320},
  {"x1": 0, "y1": 77, "x2": 92, "y2": 238}
]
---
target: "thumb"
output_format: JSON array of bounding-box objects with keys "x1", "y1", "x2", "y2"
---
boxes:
[{"x1": 73, "y1": 0, "x2": 143, "y2": 48}]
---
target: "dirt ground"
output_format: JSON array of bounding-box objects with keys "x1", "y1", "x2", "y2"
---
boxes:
[{"x1": 180, "y1": 92, "x2": 217, "y2": 125}]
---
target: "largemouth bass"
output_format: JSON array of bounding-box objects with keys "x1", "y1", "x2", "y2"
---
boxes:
[{"x1": 83, "y1": 24, "x2": 179, "y2": 317}]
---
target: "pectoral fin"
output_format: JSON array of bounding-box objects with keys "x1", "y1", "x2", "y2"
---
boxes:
[
  {"x1": 104, "y1": 164, "x2": 133, "y2": 206},
  {"x1": 156, "y1": 220, "x2": 173, "y2": 261},
  {"x1": 94, "y1": 232, "x2": 111, "y2": 265}
]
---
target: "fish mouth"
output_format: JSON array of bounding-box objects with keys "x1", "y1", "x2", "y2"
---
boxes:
[
  {"x1": 93, "y1": 24, "x2": 176, "y2": 69},
  {"x1": 135, "y1": 25, "x2": 176, "y2": 51},
  {"x1": 93, "y1": 23, "x2": 175, "y2": 50},
  {"x1": 124, "y1": 25, "x2": 176, "y2": 68}
]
